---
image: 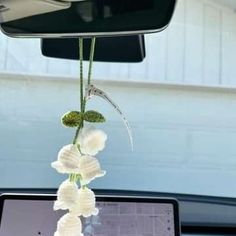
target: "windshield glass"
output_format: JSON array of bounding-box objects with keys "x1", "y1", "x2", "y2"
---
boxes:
[{"x1": 1, "y1": 0, "x2": 236, "y2": 198}]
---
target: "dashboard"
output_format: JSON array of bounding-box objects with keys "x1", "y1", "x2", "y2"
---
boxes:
[{"x1": 1, "y1": 189, "x2": 236, "y2": 236}]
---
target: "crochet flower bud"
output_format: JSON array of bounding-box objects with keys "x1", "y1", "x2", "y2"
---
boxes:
[
  {"x1": 54, "y1": 213, "x2": 83, "y2": 236},
  {"x1": 51, "y1": 144, "x2": 81, "y2": 174},
  {"x1": 54, "y1": 180, "x2": 79, "y2": 211},
  {"x1": 72, "y1": 188, "x2": 99, "y2": 218},
  {"x1": 78, "y1": 155, "x2": 106, "y2": 185},
  {"x1": 78, "y1": 126, "x2": 107, "y2": 156}
]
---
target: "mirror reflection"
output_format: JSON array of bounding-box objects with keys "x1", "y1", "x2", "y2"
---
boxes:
[{"x1": 0, "y1": 0, "x2": 176, "y2": 37}]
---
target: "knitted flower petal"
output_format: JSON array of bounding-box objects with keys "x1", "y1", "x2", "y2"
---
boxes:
[
  {"x1": 54, "y1": 213, "x2": 83, "y2": 236},
  {"x1": 54, "y1": 180, "x2": 79, "y2": 211},
  {"x1": 78, "y1": 155, "x2": 106, "y2": 185},
  {"x1": 51, "y1": 144, "x2": 81, "y2": 174},
  {"x1": 72, "y1": 188, "x2": 99, "y2": 218},
  {"x1": 78, "y1": 126, "x2": 107, "y2": 156},
  {"x1": 51, "y1": 161, "x2": 66, "y2": 174}
]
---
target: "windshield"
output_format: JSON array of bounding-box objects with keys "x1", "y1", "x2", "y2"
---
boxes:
[{"x1": 1, "y1": 0, "x2": 236, "y2": 198}]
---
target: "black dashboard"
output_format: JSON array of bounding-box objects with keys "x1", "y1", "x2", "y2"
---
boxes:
[{"x1": 1, "y1": 189, "x2": 236, "y2": 235}]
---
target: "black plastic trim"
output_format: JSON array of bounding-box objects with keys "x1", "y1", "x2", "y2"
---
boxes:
[
  {"x1": 182, "y1": 225, "x2": 236, "y2": 235},
  {"x1": 1, "y1": 189, "x2": 236, "y2": 206}
]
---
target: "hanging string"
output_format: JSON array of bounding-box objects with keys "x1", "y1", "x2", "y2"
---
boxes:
[
  {"x1": 87, "y1": 37, "x2": 96, "y2": 86},
  {"x1": 73, "y1": 38, "x2": 84, "y2": 145},
  {"x1": 84, "y1": 37, "x2": 133, "y2": 150},
  {"x1": 79, "y1": 38, "x2": 84, "y2": 113}
]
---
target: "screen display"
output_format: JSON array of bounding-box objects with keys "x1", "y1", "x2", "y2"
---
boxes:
[
  {"x1": 0, "y1": 198, "x2": 177, "y2": 236},
  {"x1": 85, "y1": 201, "x2": 176, "y2": 236}
]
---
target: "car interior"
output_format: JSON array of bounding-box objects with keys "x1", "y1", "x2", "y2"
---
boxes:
[{"x1": 1, "y1": 0, "x2": 236, "y2": 235}]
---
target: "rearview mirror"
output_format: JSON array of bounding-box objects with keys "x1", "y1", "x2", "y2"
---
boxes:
[{"x1": 0, "y1": 0, "x2": 176, "y2": 38}]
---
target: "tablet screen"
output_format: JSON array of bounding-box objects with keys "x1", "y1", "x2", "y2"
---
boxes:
[{"x1": 0, "y1": 195, "x2": 180, "y2": 236}]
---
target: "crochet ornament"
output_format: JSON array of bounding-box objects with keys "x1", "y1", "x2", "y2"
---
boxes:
[{"x1": 51, "y1": 38, "x2": 132, "y2": 236}]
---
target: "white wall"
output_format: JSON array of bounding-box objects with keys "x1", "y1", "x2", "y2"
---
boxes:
[
  {"x1": 1, "y1": 0, "x2": 236, "y2": 86},
  {"x1": 1, "y1": 74, "x2": 236, "y2": 197}
]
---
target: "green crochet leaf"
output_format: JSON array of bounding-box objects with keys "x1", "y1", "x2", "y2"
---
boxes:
[
  {"x1": 84, "y1": 110, "x2": 105, "y2": 123},
  {"x1": 61, "y1": 111, "x2": 83, "y2": 127}
]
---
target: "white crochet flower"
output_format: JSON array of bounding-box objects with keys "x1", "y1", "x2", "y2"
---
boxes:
[
  {"x1": 72, "y1": 188, "x2": 99, "y2": 218},
  {"x1": 78, "y1": 126, "x2": 107, "y2": 156},
  {"x1": 78, "y1": 155, "x2": 106, "y2": 185},
  {"x1": 54, "y1": 180, "x2": 79, "y2": 211},
  {"x1": 54, "y1": 213, "x2": 83, "y2": 236},
  {"x1": 51, "y1": 144, "x2": 81, "y2": 174}
]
